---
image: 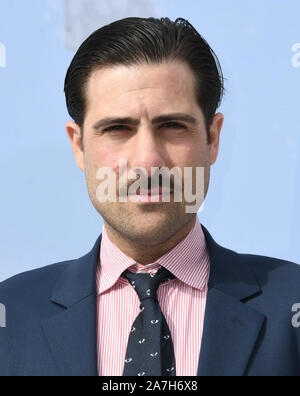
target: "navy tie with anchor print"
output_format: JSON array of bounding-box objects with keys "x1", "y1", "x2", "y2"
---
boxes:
[{"x1": 121, "y1": 266, "x2": 177, "y2": 376}]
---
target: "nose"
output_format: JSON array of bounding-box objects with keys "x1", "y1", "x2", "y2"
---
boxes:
[{"x1": 127, "y1": 125, "x2": 167, "y2": 178}]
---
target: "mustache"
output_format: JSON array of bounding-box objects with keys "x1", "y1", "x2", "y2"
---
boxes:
[{"x1": 118, "y1": 173, "x2": 178, "y2": 193}]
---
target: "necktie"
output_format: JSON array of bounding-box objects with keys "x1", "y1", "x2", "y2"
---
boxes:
[{"x1": 121, "y1": 266, "x2": 177, "y2": 376}]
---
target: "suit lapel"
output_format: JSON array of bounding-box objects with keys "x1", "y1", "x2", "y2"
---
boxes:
[
  {"x1": 197, "y1": 226, "x2": 265, "y2": 376},
  {"x1": 197, "y1": 287, "x2": 265, "y2": 376},
  {"x1": 42, "y1": 294, "x2": 98, "y2": 376},
  {"x1": 42, "y1": 235, "x2": 102, "y2": 376}
]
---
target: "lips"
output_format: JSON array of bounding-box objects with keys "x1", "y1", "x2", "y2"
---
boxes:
[
  {"x1": 127, "y1": 186, "x2": 173, "y2": 203},
  {"x1": 134, "y1": 187, "x2": 172, "y2": 196},
  {"x1": 139, "y1": 187, "x2": 161, "y2": 196}
]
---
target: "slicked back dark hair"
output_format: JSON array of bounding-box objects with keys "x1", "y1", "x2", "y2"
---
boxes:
[{"x1": 64, "y1": 17, "x2": 224, "y2": 144}]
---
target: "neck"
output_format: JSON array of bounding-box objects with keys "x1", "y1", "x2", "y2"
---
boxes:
[{"x1": 104, "y1": 216, "x2": 197, "y2": 265}]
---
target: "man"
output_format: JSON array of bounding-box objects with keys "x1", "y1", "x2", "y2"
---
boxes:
[{"x1": 0, "y1": 17, "x2": 300, "y2": 377}]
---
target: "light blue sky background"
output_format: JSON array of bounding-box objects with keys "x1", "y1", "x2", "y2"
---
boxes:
[{"x1": 0, "y1": 0, "x2": 299, "y2": 282}]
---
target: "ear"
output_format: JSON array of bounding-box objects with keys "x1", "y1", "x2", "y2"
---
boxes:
[
  {"x1": 66, "y1": 121, "x2": 84, "y2": 171},
  {"x1": 209, "y1": 112, "x2": 224, "y2": 165}
]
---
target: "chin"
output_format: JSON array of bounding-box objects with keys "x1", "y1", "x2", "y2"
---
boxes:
[{"x1": 128, "y1": 219, "x2": 178, "y2": 241}]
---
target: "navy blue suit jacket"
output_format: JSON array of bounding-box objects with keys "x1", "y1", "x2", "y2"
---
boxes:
[{"x1": 0, "y1": 225, "x2": 300, "y2": 376}]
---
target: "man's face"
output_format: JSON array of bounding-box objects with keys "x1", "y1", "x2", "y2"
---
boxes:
[{"x1": 66, "y1": 60, "x2": 223, "y2": 245}]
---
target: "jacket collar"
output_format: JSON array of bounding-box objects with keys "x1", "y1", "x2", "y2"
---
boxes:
[
  {"x1": 50, "y1": 224, "x2": 262, "y2": 308},
  {"x1": 49, "y1": 234, "x2": 102, "y2": 308},
  {"x1": 201, "y1": 224, "x2": 262, "y2": 300}
]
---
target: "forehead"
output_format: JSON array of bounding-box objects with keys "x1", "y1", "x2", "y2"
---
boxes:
[{"x1": 84, "y1": 61, "x2": 200, "y2": 119}]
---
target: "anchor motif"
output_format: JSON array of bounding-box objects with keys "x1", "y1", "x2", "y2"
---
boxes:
[
  {"x1": 150, "y1": 352, "x2": 158, "y2": 357},
  {"x1": 125, "y1": 358, "x2": 132, "y2": 363},
  {"x1": 138, "y1": 338, "x2": 146, "y2": 344},
  {"x1": 150, "y1": 319, "x2": 159, "y2": 324}
]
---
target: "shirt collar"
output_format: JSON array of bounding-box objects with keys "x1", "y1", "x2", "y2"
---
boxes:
[{"x1": 96, "y1": 216, "x2": 210, "y2": 295}]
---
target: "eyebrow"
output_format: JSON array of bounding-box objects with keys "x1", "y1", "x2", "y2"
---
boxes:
[{"x1": 92, "y1": 113, "x2": 198, "y2": 130}]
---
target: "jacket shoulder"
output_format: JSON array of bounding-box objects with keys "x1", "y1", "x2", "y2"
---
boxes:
[
  {"x1": 239, "y1": 251, "x2": 300, "y2": 275},
  {"x1": 0, "y1": 260, "x2": 71, "y2": 304},
  {"x1": 237, "y1": 251, "x2": 300, "y2": 299}
]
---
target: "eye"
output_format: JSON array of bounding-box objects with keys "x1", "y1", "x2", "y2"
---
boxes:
[
  {"x1": 103, "y1": 125, "x2": 129, "y2": 132},
  {"x1": 102, "y1": 122, "x2": 186, "y2": 134},
  {"x1": 161, "y1": 122, "x2": 185, "y2": 129}
]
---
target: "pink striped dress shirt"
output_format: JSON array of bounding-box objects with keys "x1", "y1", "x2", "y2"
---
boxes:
[{"x1": 96, "y1": 216, "x2": 210, "y2": 376}]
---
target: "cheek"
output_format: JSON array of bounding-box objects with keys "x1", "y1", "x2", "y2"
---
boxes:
[
  {"x1": 87, "y1": 144, "x2": 116, "y2": 168},
  {"x1": 170, "y1": 143, "x2": 205, "y2": 167}
]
